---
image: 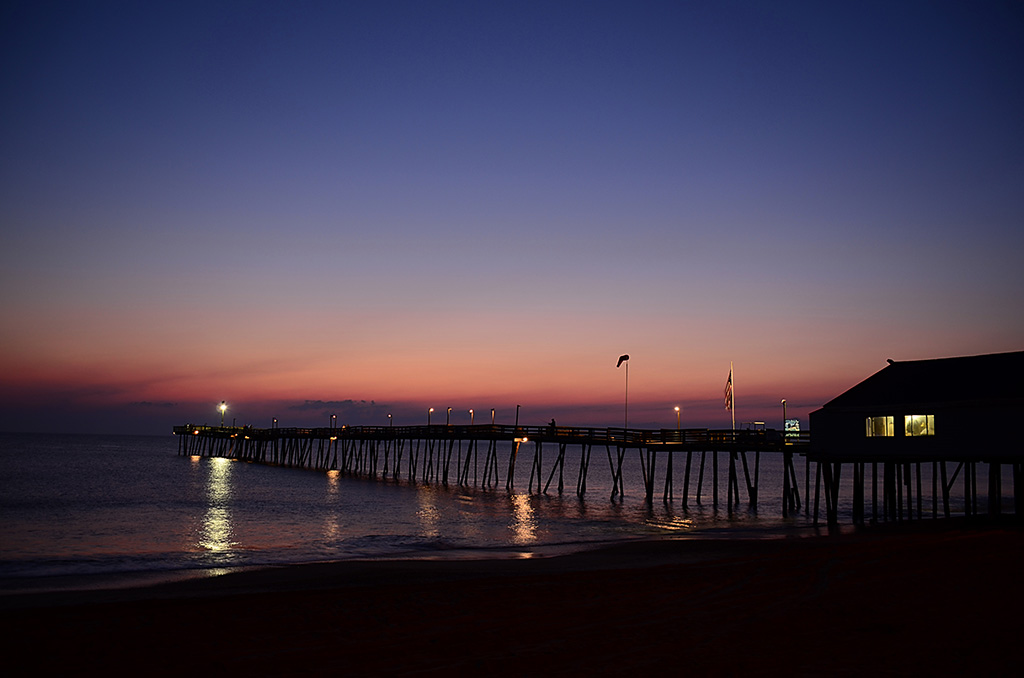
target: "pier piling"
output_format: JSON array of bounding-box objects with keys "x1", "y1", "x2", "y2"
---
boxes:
[{"x1": 173, "y1": 424, "x2": 1016, "y2": 525}]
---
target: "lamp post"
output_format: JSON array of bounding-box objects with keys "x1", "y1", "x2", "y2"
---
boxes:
[
  {"x1": 469, "y1": 409, "x2": 474, "y2": 425},
  {"x1": 388, "y1": 413, "x2": 393, "y2": 426},
  {"x1": 428, "y1": 408, "x2": 434, "y2": 426},
  {"x1": 616, "y1": 355, "x2": 629, "y2": 428},
  {"x1": 219, "y1": 401, "x2": 227, "y2": 427},
  {"x1": 491, "y1": 408, "x2": 495, "y2": 425},
  {"x1": 675, "y1": 406, "x2": 681, "y2": 430},
  {"x1": 272, "y1": 417, "x2": 277, "y2": 429},
  {"x1": 446, "y1": 407, "x2": 452, "y2": 426},
  {"x1": 781, "y1": 399, "x2": 787, "y2": 433},
  {"x1": 330, "y1": 414, "x2": 336, "y2": 431}
]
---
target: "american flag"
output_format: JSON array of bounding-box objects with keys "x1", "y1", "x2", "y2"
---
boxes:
[{"x1": 724, "y1": 368, "x2": 733, "y2": 411}]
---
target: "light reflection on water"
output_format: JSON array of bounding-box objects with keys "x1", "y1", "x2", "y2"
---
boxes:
[
  {"x1": 199, "y1": 457, "x2": 235, "y2": 553},
  {"x1": 322, "y1": 470, "x2": 342, "y2": 541},
  {"x1": 509, "y1": 493, "x2": 537, "y2": 545},
  {"x1": 416, "y1": 487, "x2": 442, "y2": 538}
]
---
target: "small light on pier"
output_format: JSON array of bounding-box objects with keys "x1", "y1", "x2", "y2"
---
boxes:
[{"x1": 218, "y1": 401, "x2": 227, "y2": 427}]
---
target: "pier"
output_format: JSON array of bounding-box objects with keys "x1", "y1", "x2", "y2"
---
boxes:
[
  {"x1": 174, "y1": 423, "x2": 804, "y2": 508},
  {"x1": 174, "y1": 422, "x2": 1016, "y2": 525},
  {"x1": 807, "y1": 453, "x2": 1023, "y2": 527}
]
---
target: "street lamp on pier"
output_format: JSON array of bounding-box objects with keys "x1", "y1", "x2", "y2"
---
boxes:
[
  {"x1": 675, "y1": 406, "x2": 681, "y2": 430},
  {"x1": 219, "y1": 401, "x2": 227, "y2": 427},
  {"x1": 428, "y1": 408, "x2": 434, "y2": 425},
  {"x1": 616, "y1": 355, "x2": 629, "y2": 428},
  {"x1": 469, "y1": 409, "x2": 474, "y2": 425}
]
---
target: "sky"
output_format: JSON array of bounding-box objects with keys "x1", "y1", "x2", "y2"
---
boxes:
[{"x1": 2, "y1": 0, "x2": 1022, "y2": 435}]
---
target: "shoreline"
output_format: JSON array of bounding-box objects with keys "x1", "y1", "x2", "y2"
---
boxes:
[
  {"x1": 0, "y1": 520, "x2": 848, "y2": 602},
  {"x1": 0, "y1": 518, "x2": 1008, "y2": 606},
  {"x1": 3, "y1": 522, "x2": 1021, "y2": 675},
  {"x1": 0, "y1": 520, "x2": 855, "y2": 606}
]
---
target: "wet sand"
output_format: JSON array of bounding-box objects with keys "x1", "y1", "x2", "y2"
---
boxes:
[{"x1": 3, "y1": 524, "x2": 1022, "y2": 676}]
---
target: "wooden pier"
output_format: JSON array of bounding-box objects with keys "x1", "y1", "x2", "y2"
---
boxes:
[
  {"x1": 173, "y1": 423, "x2": 1017, "y2": 525},
  {"x1": 806, "y1": 452, "x2": 1023, "y2": 527},
  {"x1": 174, "y1": 423, "x2": 805, "y2": 509}
]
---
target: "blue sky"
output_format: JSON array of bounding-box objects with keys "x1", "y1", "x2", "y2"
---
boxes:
[{"x1": 2, "y1": 1, "x2": 1022, "y2": 434}]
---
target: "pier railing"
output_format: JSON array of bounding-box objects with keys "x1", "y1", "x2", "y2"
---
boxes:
[{"x1": 172, "y1": 423, "x2": 810, "y2": 449}]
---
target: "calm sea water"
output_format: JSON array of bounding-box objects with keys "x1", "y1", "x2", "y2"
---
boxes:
[{"x1": 0, "y1": 432, "x2": 1002, "y2": 594}]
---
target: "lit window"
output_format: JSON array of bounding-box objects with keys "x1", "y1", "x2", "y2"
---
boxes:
[
  {"x1": 905, "y1": 414, "x2": 935, "y2": 437},
  {"x1": 865, "y1": 416, "x2": 894, "y2": 437}
]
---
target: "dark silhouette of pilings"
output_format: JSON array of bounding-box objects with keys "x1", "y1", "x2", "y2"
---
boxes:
[
  {"x1": 808, "y1": 455, "x2": 1020, "y2": 527},
  {"x1": 175, "y1": 424, "x2": 796, "y2": 508},
  {"x1": 175, "y1": 424, "x2": 1016, "y2": 524}
]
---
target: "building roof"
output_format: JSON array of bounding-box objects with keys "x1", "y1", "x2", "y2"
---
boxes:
[{"x1": 821, "y1": 351, "x2": 1024, "y2": 409}]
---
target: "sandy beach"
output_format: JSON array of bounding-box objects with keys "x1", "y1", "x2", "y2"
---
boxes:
[{"x1": 3, "y1": 523, "x2": 1022, "y2": 676}]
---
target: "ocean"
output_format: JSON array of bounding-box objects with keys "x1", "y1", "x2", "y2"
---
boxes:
[{"x1": 0, "y1": 432, "x2": 1003, "y2": 596}]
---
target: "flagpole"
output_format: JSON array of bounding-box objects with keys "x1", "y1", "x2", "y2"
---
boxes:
[{"x1": 730, "y1": 361, "x2": 735, "y2": 431}]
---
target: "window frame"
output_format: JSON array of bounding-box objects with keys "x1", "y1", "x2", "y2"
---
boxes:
[
  {"x1": 865, "y1": 415, "x2": 894, "y2": 437},
  {"x1": 904, "y1": 414, "x2": 935, "y2": 437}
]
